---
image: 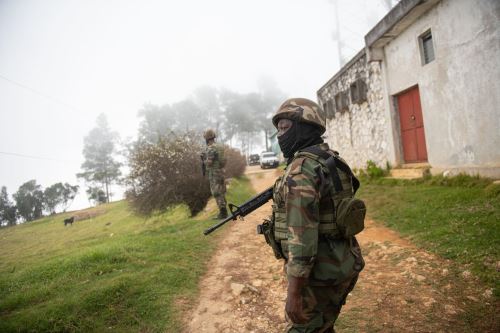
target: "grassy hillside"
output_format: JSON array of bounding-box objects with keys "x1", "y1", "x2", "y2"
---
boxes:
[{"x1": 0, "y1": 177, "x2": 254, "y2": 332}]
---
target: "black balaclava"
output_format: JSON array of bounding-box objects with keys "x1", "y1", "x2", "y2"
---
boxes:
[{"x1": 278, "y1": 120, "x2": 324, "y2": 164}]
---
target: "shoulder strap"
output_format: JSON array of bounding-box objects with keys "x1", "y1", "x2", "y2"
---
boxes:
[{"x1": 300, "y1": 146, "x2": 360, "y2": 194}]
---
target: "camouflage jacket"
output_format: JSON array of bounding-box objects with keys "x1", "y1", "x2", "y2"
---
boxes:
[
  {"x1": 203, "y1": 143, "x2": 226, "y2": 178},
  {"x1": 273, "y1": 143, "x2": 362, "y2": 286}
]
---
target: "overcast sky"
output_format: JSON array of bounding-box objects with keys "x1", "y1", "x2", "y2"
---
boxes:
[{"x1": 0, "y1": 0, "x2": 391, "y2": 211}]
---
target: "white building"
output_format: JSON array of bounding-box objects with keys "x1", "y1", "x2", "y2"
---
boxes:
[{"x1": 318, "y1": 0, "x2": 500, "y2": 178}]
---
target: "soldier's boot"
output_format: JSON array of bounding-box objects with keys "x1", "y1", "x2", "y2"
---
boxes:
[{"x1": 216, "y1": 207, "x2": 228, "y2": 219}]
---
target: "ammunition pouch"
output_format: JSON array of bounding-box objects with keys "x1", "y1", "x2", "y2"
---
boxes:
[
  {"x1": 257, "y1": 218, "x2": 284, "y2": 259},
  {"x1": 335, "y1": 197, "x2": 366, "y2": 238}
]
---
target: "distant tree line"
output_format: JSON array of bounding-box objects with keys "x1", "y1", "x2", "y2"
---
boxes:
[
  {"x1": 0, "y1": 181, "x2": 78, "y2": 227},
  {"x1": 136, "y1": 82, "x2": 286, "y2": 155}
]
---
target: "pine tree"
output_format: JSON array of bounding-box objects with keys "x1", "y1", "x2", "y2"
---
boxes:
[{"x1": 77, "y1": 114, "x2": 121, "y2": 203}]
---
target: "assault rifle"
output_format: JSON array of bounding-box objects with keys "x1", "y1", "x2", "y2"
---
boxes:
[
  {"x1": 203, "y1": 186, "x2": 273, "y2": 235},
  {"x1": 200, "y1": 153, "x2": 207, "y2": 177}
]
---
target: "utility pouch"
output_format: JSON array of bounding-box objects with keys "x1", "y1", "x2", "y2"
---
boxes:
[
  {"x1": 257, "y1": 218, "x2": 284, "y2": 259},
  {"x1": 350, "y1": 237, "x2": 365, "y2": 272},
  {"x1": 335, "y1": 197, "x2": 366, "y2": 238}
]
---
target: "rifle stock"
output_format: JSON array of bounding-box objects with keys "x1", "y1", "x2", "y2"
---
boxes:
[{"x1": 203, "y1": 186, "x2": 273, "y2": 235}]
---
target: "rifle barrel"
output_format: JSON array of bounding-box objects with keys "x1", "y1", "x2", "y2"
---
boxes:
[
  {"x1": 203, "y1": 186, "x2": 273, "y2": 235},
  {"x1": 203, "y1": 215, "x2": 236, "y2": 235}
]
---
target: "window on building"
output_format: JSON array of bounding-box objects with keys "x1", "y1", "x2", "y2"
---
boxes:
[
  {"x1": 419, "y1": 29, "x2": 435, "y2": 65},
  {"x1": 323, "y1": 99, "x2": 335, "y2": 119},
  {"x1": 327, "y1": 99, "x2": 334, "y2": 118},
  {"x1": 334, "y1": 91, "x2": 349, "y2": 113},
  {"x1": 350, "y1": 79, "x2": 367, "y2": 104}
]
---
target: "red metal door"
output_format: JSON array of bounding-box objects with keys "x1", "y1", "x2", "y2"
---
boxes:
[{"x1": 397, "y1": 86, "x2": 428, "y2": 163}]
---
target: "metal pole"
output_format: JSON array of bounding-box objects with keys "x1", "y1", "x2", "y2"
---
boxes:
[{"x1": 333, "y1": 0, "x2": 343, "y2": 68}]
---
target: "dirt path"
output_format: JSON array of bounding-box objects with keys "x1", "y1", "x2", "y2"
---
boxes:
[{"x1": 184, "y1": 166, "x2": 497, "y2": 333}]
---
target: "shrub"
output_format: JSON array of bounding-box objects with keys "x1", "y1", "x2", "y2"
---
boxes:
[
  {"x1": 365, "y1": 160, "x2": 386, "y2": 179},
  {"x1": 223, "y1": 146, "x2": 246, "y2": 179},
  {"x1": 126, "y1": 133, "x2": 211, "y2": 216}
]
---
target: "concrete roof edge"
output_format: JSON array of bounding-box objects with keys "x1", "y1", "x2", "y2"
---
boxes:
[
  {"x1": 365, "y1": 0, "x2": 425, "y2": 47},
  {"x1": 365, "y1": 0, "x2": 443, "y2": 48}
]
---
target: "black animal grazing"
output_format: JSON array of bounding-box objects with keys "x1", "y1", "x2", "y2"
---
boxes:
[{"x1": 64, "y1": 216, "x2": 74, "y2": 226}]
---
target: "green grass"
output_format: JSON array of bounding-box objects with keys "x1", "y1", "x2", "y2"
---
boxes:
[
  {"x1": 358, "y1": 176, "x2": 500, "y2": 296},
  {"x1": 0, "y1": 177, "x2": 255, "y2": 333}
]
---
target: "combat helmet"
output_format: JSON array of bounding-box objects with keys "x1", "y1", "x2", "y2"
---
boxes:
[
  {"x1": 272, "y1": 98, "x2": 326, "y2": 134},
  {"x1": 203, "y1": 129, "x2": 216, "y2": 140}
]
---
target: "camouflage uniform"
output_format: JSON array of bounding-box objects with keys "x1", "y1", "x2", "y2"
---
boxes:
[
  {"x1": 203, "y1": 130, "x2": 227, "y2": 216},
  {"x1": 271, "y1": 98, "x2": 364, "y2": 333}
]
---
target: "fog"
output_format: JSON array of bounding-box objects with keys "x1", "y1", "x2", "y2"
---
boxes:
[{"x1": 0, "y1": 0, "x2": 392, "y2": 211}]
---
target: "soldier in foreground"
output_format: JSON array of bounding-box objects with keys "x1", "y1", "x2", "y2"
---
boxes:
[
  {"x1": 201, "y1": 129, "x2": 228, "y2": 219},
  {"x1": 202, "y1": 99, "x2": 365, "y2": 331},
  {"x1": 268, "y1": 98, "x2": 365, "y2": 332}
]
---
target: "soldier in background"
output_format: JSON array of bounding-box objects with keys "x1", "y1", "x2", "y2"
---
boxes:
[
  {"x1": 269, "y1": 98, "x2": 364, "y2": 333},
  {"x1": 202, "y1": 129, "x2": 228, "y2": 219}
]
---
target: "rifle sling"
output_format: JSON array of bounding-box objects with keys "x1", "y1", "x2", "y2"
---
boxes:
[{"x1": 300, "y1": 146, "x2": 360, "y2": 194}]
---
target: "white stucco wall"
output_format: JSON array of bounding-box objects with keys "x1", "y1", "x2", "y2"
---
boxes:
[{"x1": 383, "y1": 0, "x2": 500, "y2": 177}]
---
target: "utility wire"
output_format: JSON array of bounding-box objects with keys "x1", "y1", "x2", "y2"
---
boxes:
[
  {"x1": 340, "y1": 41, "x2": 363, "y2": 53},
  {"x1": 0, "y1": 73, "x2": 83, "y2": 114},
  {"x1": 0, "y1": 151, "x2": 78, "y2": 163},
  {"x1": 340, "y1": 24, "x2": 365, "y2": 38}
]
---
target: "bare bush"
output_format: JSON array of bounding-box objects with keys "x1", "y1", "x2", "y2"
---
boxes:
[
  {"x1": 223, "y1": 146, "x2": 247, "y2": 179},
  {"x1": 126, "y1": 133, "x2": 211, "y2": 216}
]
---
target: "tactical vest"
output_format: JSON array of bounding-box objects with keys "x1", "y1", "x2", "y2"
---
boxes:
[
  {"x1": 206, "y1": 144, "x2": 226, "y2": 170},
  {"x1": 272, "y1": 146, "x2": 361, "y2": 257}
]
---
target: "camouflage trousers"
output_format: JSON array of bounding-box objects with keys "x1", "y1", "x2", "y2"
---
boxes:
[
  {"x1": 285, "y1": 274, "x2": 359, "y2": 333},
  {"x1": 209, "y1": 173, "x2": 226, "y2": 210}
]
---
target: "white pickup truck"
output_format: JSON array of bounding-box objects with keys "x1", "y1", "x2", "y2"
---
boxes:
[{"x1": 260, "y1": 151, "x2": 279, "y2": 169}]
